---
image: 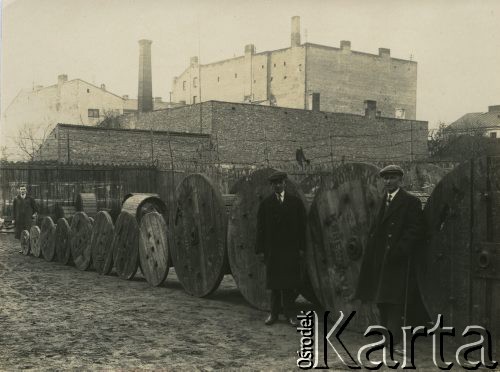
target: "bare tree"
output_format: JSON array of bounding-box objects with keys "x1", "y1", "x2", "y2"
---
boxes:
[
  {"x1": 0, "y1": 145, "x2": 8, "y2": 161},
  {"x1": 97, "y1": 109, "x2": 122, "y2": 129},
  {"x1": 14, "y1": 123, "x2": 53, "y2": 161}
]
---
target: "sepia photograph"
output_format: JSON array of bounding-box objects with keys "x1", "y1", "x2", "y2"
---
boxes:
[{"x1": 0, "y1": 0, "x2": 499, "y2": 370}]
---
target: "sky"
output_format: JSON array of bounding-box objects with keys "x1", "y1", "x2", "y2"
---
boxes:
[{"x1": 0, "y1": 0, "x2": 499, "y2": 134}]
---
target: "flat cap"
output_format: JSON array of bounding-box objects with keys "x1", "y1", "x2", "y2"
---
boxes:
[
  {"x1": 268, "y1": 171, "x2": 288, "y2": 182},
  {"x1": 379, "y1": 164, "x2": 404, "y2": 177}
]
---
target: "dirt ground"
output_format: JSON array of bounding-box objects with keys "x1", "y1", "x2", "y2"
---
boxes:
[{"x1": 0, "y1": 234, "x2": 497, "y2": 371}]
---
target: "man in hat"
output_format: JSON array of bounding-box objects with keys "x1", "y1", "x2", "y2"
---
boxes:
[
  {"x1": 255, "y1": 171, "x2": 307, "y2": 326},
  {"x1": 13, "y1": 185, "x2": 38, "y2": 242},
  {"x1": 356, "y1": 165, "x2": 423, "y2": 351}
]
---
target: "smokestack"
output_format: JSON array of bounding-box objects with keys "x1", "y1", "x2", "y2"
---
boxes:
[
  {"x1": 138, "y1": 39, "x2": 153, "y2": 112},
  {"x1": 291, "y1": 16, "x2": 301, "y2": 47},
  {"x1": 58, "y1": 74, "x2": 68, "y2": 85}
]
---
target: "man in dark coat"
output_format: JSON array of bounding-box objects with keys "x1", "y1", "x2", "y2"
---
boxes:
[
  {"x1": 256, "y1": 171, "x2": 307, "y2": 326},
  {"x1": 356, "y1": 165, "x2": 423, "y2": 349},
  {"x1": 13, "y1": 185, "x2": 38, "y2": 240}
]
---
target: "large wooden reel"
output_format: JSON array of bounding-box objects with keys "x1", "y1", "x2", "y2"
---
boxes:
[
  {"x1": 420, "y1": 156, "x2": 500, "y2": 339},
  {"x1": 90, "y1": 211, "x2": 115, "y2": 275},
  {"x1": 308, "y1": 163, "x2": 384, "y2": 329},
  {"x1": 139, "y1": 212, "x2": 169, "y2": 286},
  {"x1": 70, "y1": 212, "x2": 93, "y2": 271},
  {"x1": 54, "y1": 203, "x2": 77, "y2": 223},
  {"x1": 122, "y1": 194, "x2": 167, "y2": 222},
  {"x1": 227, "y1": 168, "x2": 306, "y2": 310},
  {"x1": 40, "y1": 216, "x2": 56, "y2": 262},
  {"x1": 172, "y1": 174, "x2": 227, "y2": 297},
  {"x1": 30, "y1": 225, "x2": 42, "y2": 258},
  {"x1": 75, "y1": 193, "x2": 98, "y2": 218},
  {"x1": 55, "y1": 218, "x2": 71, "y2": 264},
  {"x1": 112, "y1": 211, "x2": 139, "y2": 280},
  {"x1": 21, "y1": 230, "x2": 30, "y2": 255}
]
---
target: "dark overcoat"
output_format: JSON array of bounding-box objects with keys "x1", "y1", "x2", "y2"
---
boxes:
[
  {"x1": 13, "y1": 195, "x2": 38, "y2": 239},
  {"x1": 255, "y1": 192, "x2": 307, "y2": 289},
  {"x1": 356, "y1": 188, "x2": 423, "y2": 304}
]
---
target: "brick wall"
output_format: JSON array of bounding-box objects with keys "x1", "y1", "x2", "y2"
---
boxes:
[
  {"x1": 111, "y1": 101, "x2": 427, "y2": 169},
  {"x1": 35, "y1": 124, "x2": 213, "y2": 169}
]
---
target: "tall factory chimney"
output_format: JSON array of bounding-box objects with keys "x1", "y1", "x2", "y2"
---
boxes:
[
  {"x1": 138, "y1": 39, "x2": 153, "y2": 112},
  {"x1": 291, "y1": 16, "x2": 301, "y2": 47}
]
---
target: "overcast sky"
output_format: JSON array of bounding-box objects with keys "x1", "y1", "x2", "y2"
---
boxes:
[{"x1": 1, "y1": 0, "x2": 499, "y2": 132}]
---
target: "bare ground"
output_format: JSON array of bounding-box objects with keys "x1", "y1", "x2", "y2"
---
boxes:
[{"x1": 0, "y1": 234, "x2": 497, "y2": 371}]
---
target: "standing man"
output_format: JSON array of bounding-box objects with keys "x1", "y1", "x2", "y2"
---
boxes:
[
  {"x1": 13, "y1": 184, "x2": 38, "y2": 241},
  {"x1": 356, "y1": 165, "x2": 423, "y2": 350},
  {"x1": 255, "y1": 171, "x2": 307, "y2": 326}
]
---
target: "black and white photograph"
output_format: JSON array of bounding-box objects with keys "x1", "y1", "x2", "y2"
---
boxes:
[{"x1": 0, "y1": 0, "x2": 499, "y2": 370}]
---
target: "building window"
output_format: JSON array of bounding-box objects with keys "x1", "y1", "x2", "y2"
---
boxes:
[
  {"x1": 88, "y1": 109, "x2": 99, "y2": 118},
  {"x1": 193, "y1": 77, "x2": 198, "y2": 88},
  {"x1": 273, "y1": 63, "x2": 276, "y2": 68},
  {"x1": 395, "y1": 108, "x2": 406, "y2": 119},
  {"x1": 217, "y1": 76, "x2": 220, "y2": 82},
  {"x1": 284, "y1": 61, "x2": 286, "y2": 66},
  {"x1": 490, "y1": 132, "x2": 497, "y2": 138},
  {"x1": 284, "y1": 76, "x2": 287, "y2": 79},
  {"x1": 183, "y1": 81, "x2": 186, "y2": 90},
  {"x1": 298, "y1": 64, "x2": 302, "y2": 71},
  {"x1": 234, "y1": 73, "x2": 237, "y2": 78},
  {"x1": 270, "y1": 77, "x2": 273, "y2": 82},
  {"x1": 87, "y1": 89, "x2": 90, "y2": 93},
  {"x1": 254, "y1": 80, "x2": 256, "y2": 84},
  {"x1": 193, "y1": 96, "x2": 197, "y2": 104},
  {"x1": 261, "y1": 65, "x2": 264, "y2": 69}
]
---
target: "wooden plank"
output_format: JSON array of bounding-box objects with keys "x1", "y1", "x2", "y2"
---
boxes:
[
  {"x1": 70, "y1": 212, "x2": 93, "y2": 271},
  {"x1": 40, "y1": 216, "x2": 56, "y2": 262},
  {"x1": 21, "y1": 230, "x2": 30, "y2": 256},
  {"x1": 227, "y1": 168, "x2": 306, "y2": 311},
  {"x1": 308, "y1": 163, "x2": 384, "y2": 330},
  {"x1": 55, "y1": 218, "x2": 71, "y2": 265},
  {"x1": 172, "y1": 174, "x2": 226, "y2": 296},
  {"x1": 112, "y1": 211, "x2": 139, "y2": 280},
  {"x1": 90, "y1": 211, "x2": 114, "y2": 275},
  {"x1": 30, "y1": 225, "x2": 42, "y2": 258},
  {"x1": 139, "y1": 212, "x2": 169, "y2": 286}
]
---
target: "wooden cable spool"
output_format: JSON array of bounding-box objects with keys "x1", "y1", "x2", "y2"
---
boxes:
[
  {"x1": 419, "y1": 156, "x2": 500, "y2": 339},
  {"x1": 172, "y1": 174, "x2": 227, "y2": 296},
  {"x1": 112, "y1": 211, "x2": 139, "y2": 280},
  {"x1": 90, "y1": 211, "x2": 115, "y2": 275},
  {"x1": 121, "y1": 194, "x2": 167, "y2": 222},
  {"x1": 30, "y1": 225, "x2": 42, "y2": 258},
  {"x1": 139, "y1": 212, "x2": 169, "y2": 286},
  {"x1": 54, "y1": 203, "x2": 77, "y2": 223},
  {"x1": 75, "y1": 193, "x2": 98, "y2": 218},
  {"x1": 308, "y1": 163, "x2": 384, "y2": 330},
  {"x1": 70, "y1": 212, "x2": 93, "y2": 271},
  {"x1": 227, "y1": 168, "x2": 307, "y2": 311},
  {"x1": 40, "y1": 216, "x2": 56, "y2": 262},
  {"x1": 21, "y1": 230, "x2": 30, "y2": 255},
  {"x1": 55, "y1": 218, "x2": 72, "y2": 264}
]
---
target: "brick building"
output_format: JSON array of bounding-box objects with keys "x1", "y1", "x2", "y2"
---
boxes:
[
  {"x1": 172, "y1": 16, "x2": 417, "y2": 119},
  {"x1": 2, "y1": 74, "x2": 175, "y2": 145},
  {"x1": 110, "y1": 100, "x2": 428, "y2": 167}
]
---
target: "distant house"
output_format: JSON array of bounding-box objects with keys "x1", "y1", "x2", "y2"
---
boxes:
[
  {"x1": 446, "y1": 105, "x2": 500, "y2": 138},
  {"x1": 2, "y1": 74, "x2": 180, "y2": 140}
]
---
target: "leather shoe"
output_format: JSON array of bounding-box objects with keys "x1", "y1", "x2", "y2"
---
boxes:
[
  {"x1": 265, "y1": 314, "x2": 277, "y2": 325},
  {"x1": 286, "y1": 317, "x2": 299, "y2": 327}
]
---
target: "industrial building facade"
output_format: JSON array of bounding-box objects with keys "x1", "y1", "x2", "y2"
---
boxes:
[
  {"x1": 172, "y1": 17, "x2": 417, "y2": 119},
  {"x1": 49, "y1": 100, "x2": 427, "y2": 168}
]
